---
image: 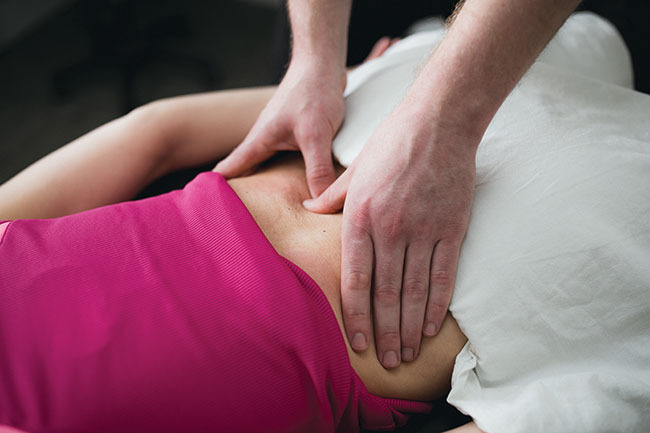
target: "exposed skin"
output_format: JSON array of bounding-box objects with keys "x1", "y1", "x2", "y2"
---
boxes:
[
  {"x1": 214, "y1": 0, "x2": 582, "y2": 372},
  {"x1": 214, "y1": 0, "x2": 351, "y2": 197},
  {"x1": 0, "y1": 85, "x2": 481, "y2": 433},
  {"x1": 0, "y1": 41, "x2": 464, "y2": 425},
  {"x1": 0, "y1": 38, "x2": 392, "y2": 221}
]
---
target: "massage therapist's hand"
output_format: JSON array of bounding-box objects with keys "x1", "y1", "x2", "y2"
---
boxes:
[
  {"x1": 214, "y1": 62, "x2": 345, "y2": 197},
  {"x1": 304, "y1": 103, "x2": 477, "y2": 369}
]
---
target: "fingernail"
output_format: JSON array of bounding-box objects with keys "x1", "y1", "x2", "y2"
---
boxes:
[
  {"x1": 302, "y1": 199, "x2": 314, "y2": 210},
  {"x1": 351, "y1": 333, "x2": 367, "y2": 351},
  {"x1": 382, "y1": 350, "x2": 399, "y2": 369},
  {"x1": 401, "y1": 347, "x2": 414, "y2": 362},
  {"x1": 424, "y1": 322, "x2": 437, "y2": 337}
]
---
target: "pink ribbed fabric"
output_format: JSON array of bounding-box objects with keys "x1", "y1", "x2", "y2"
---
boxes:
[{"x1": 0, "y1": 172, "x2": 431, "y2": 433}]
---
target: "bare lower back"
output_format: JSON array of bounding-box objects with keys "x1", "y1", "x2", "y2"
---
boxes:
[{"x1": 227, "y1": 153, "x2": 467, "y2": 401}]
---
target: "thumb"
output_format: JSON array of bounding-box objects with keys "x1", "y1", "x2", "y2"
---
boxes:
[
  {"x1": 301, "y1": 139, "x2": 337, "y2": 198},
  {"x1": 213, "y1": 139, "x2": 274, "y2": 178},
  {"x1": 302, "y1": 167, "x2": 352, "y2": 214}
]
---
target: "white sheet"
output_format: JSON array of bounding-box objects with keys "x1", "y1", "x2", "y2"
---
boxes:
[
  {"x1": 333, "y1": 12, "x2": 634, "y2": 166},
  {"x1": 333, "y1": 12, "x2": 650, "y2": 433}
]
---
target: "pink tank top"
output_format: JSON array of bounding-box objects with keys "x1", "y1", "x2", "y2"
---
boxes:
[{"x1": 0, "y1": 172, "x2": 431, "y2": 433}]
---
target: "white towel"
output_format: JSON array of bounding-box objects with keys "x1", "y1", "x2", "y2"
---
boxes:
[{"x1": 333, "y1": 12, "x2": 650, "y2": 433}]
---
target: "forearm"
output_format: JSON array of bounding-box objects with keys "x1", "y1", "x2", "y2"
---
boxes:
[
  {"x1": 0, "y1": 87, "x2": 274, "y2": 220},
  {"x1": 287, "y1": 0, "x2": 351, "y2": 87},
  {"x1": 161, "y1": 87, "x2": 275, "y2": 172},
  {"x1": 0, "y1": 110, "x2": 169, "y2": 220},
  {"x1": 404, "y1": 0, "x2": 581, "y2": 143}
]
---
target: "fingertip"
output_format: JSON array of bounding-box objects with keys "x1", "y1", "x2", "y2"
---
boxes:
[
  {"x1": 423, "y1": 322, "x2": 438, "y2": 337},
  {"x1": 302, "y1": 182, "x2": 346, "y2": 214},
  {"x1": 216, "y1": 138, "x2": 276, "y2": 179},
  {"x1": 212, "y1": 160, "x2": 226, "y2": 174},
  {"x1": 381, "y1": 350, "x2": 400, "y2": 369},
  {"x1": 350, "y1": 332, "x2": 368, "y2": 352},
  {"x1": 213, "y1": 153, "x2": 243, "y2": 178},
  {"x1": 213, "y1": 161, "x2": 231, "y2": 177},
  {"x1": 301, "y1": 198, "x2": 323, "y2": 213}
]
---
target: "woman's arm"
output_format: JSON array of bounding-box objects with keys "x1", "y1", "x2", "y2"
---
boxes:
[
  {"x1": 0, "y1": 87, "x2": 275, "y2": 220},
  {"x1": 0, "y1": 35, "x2": 397, "y2": 222}
]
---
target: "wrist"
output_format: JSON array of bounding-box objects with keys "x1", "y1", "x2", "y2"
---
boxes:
[
  {"x1": 286, "y1": 59, "x2": 347, "y2": 93},
  {"x1": 287, "y1": 0, "x2": 351, "y2": 73},
  {"x1": 402, "y1": 82, "x2": 492, "y2": 146},
  {"x1": 393, "y1": 97, "x2": 483, "y2": 159},
  {"x1": 291, "y1": 45, "x2": 347, "y2": 71}
]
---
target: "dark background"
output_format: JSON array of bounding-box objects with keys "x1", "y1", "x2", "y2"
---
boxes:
[
  {"x1": 1, "y1": 0, "x2": 648, "y2": 186},
  {"x1": 0, "y1": 1, "x2": 648, "y2": 430}
]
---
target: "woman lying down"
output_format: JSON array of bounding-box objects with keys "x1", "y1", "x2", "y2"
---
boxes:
[{"x1": 1, "y1": 12, "x2": 649, "y2": 433}]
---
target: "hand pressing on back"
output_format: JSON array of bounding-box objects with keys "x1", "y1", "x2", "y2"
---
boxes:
[
  {"x1": 214, "y1": 62, "x2": 345, "y2": 198},
  {"x1": 305, "y1": 102, "x2": 477, "y2": 369},
  {"x1": 214, "y1": 36, "x2": 398, "y2": 197}
]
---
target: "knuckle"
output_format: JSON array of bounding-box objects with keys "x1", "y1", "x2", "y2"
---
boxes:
[
  {"x1": 379, "y1": 216, "x2": 404, "y2": 245},
  {"x1": 426, "y1": 301, "x2": 448, "y2": 319},
  {"x1": 344, "y1": 271, "x2": 371, "y2": 293},
  {"x1": 378, "y1": 329, "x2": 400, "y2": 344},
  {"x1": 345, "y1": 306, "x2": 369, "y2": 322},
  {"x1": 412, "y1": 226, "x2": 435, "y2": 242},
  {"x1": 402, "y1": 279, "x2": 428, "y2": 301},
  {"x1": 374, "y1": 285, "x2": 401, "y2": 306},
  {"x1": 295, "y1": 120, "x2": 328, "y2": 144},
  {"x1": 307, "y1": 163, "x2": 333, "y2": 181},
  {"x1": 346, "y1": 216, "x2": 371, "y2": 238},
  {"x1": 346, "y1": 200, "x2": 371, "y2": 223},
  {"x1": 431, "y1": 269, "x2": 454, "y2": 289},
  {"x1": 442, "y1": 221, "x2": 469, "y2": 240}
]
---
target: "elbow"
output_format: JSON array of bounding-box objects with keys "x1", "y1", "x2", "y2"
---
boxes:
[{"x1": 122, "y1": 98, "x2": 181, "y2": 177}]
